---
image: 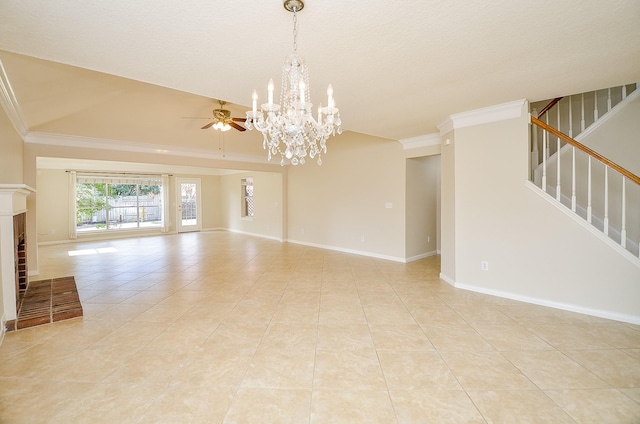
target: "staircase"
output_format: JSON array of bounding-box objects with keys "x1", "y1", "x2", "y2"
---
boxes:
[{"x1": 529, "y1": 83, "x2": 640, "y2": 260}]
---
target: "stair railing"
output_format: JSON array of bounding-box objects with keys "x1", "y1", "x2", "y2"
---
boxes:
[
  {"x1": 530, "y1": 115, "x2": 640, "y2": 258},
  {"x1": 530, "y1": 84, "x2": 638, "y2": 175}
]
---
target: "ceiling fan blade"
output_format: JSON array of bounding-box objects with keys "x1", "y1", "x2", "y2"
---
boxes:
[
  {"x1": 229, "y1": 121, "x2": 247, "y2": 132},
  {"x1": 201, "y1": 122, "x2": 214, "y2": 129},
  {"x1": 232, "y1": 117, "x2": 247, "y2": 122}
]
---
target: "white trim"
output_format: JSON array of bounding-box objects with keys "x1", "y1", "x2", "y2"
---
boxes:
[
  {"x1": 28, "y1": 269, "x2": 39, "y2": 277},
  {"x1": 36, "y1": 157, "x2": 253, "y2": 176},
  {"x1": 399, "y1": 133, "x2": 440, "y2": 150},
  {"x1": 0, "y1": 312, "x2": 6, "y2": 346},
  {"x1": 455, "y1": 281, "x2": 640, "y2": 325},
  {"x1": 406, "y1": 251, "x2": 438, "y2": 262},
  {"x1": 287, "y1": 238, "x2": 406, "y2": 263},
  {"x1": 25, "y1": 131, "x2": 271, "y2": 164},
  {"x1": 437, "y1": 99, "x2": 527, "y2": 135},
  {"x1": 176, "y1": 177, "x2": 202, "y2": 233},
  {"x1": 0, "y1": 58, "x2": 28, "y2": 138},
  {"x1": 37, "y1": 228, "x2": 168, "y2": 246},
  {"x1": 525, "y1": 181, "x2": 640, "y2": 268},
  {"x1": 225, "y1": 228, "x2": 283, "y2": 242},
  {"x1": 438, "y1": 272, "x2": 456, "y2": 287},
  {"x1": 436, "y1": 118, "x2": 454, "y2": 136},
  {"x1": 0, "y1": 208, "x2": 28, "y2": 217},
  {"x1": 0, "y1": 184, "x2": 35, "y2": 195},
  {"x1": 543, "y1": 184, "x2": 639, "y2": 257}
]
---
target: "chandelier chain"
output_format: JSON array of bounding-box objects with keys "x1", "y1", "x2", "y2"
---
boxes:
[{"x1": 292, "y1": 10, "x2": 298, "y2": 53}]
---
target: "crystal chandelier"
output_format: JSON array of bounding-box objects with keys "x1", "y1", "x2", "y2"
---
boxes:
[{"x1": 245, "y1": 0, "x2": 342, "y2": 166}]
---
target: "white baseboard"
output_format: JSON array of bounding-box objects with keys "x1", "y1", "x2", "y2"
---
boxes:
[
  {"x1": 0, "y1": 312, "x2": 6, "y2": 346},
  {"x1": 224, "y1": 228, "x2": 284, "y2": 242},
  {"x1": 287, "y1": 238, "x2": 406, "y2": 263},
  {"x1": 525, "y1": 182, "x2": 640, "y2": 267},
  {"x1": 38, "y1": 229, "x2": 168, "y2": 246},
  {"x1": 455, "y1": 281, "x2": 640, "y2": 325},
  {"x1": 406, "y1": 251, "x2": 438, "y2": 262},
  {"x1": 439, "y1": 272, "x2": 456, "y2": 287}
]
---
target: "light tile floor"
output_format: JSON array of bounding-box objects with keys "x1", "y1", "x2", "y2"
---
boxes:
[{"x1": 1, "y1": 231, "x2": 639, "y2": 423}]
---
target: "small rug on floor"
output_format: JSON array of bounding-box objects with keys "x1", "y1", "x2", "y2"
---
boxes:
[{"x1": 15, "y1": 276, "x2": 83, "y2": 330}]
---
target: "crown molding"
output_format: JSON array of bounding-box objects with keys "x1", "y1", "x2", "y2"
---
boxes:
[
  {"x1": 436, "y1": 118, "x2": 454, "y2": 136},
  {"x1": 398, "y1": 133, "x2": 441, "y2": 150},
  {"x1": 438, "y1": 99, "x2": 527, "y2": 135},
  {"x1": 24, "y1": 131, "x2": 271, "y2": 165},
  {"x1": 0, "y1": 58, "x2": 28, "y2": 138}
]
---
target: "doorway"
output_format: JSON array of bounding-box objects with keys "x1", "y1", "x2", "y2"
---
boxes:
[{"x1": 176, "y1": 178, "x2": 202, "y2": 232}]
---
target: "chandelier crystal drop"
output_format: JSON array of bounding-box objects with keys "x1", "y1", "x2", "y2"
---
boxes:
[{"x1": 245, "y1": 0, "x2": 341, "y2": 166}]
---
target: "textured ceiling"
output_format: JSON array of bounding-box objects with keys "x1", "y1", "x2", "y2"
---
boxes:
[{"x1": 1, "y1": 0, "x2": 639, "y2": 145}]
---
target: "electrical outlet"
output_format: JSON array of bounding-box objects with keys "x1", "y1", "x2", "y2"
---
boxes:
[
  {"x1": 360, "y1": 235, "x2": 365, "y2": 242},
  {"x1": 481, "y1": 261, "x2": 489, "y2": 271},
  {"x1": 427, "y1": 236, "x2": 430, "y2": 243}
]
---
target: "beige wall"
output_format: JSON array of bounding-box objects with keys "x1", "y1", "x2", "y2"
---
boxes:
[
  {"x1": 219, "y1": 171, "x2": 284, "y2": 240},
  {"x1": 198, "y1": 175, "x2": 221, "y2": 230},
  {"x1": 440, "y1": 132, "x2": 456, "y2": 281},
  {"x1": 36, "y1": 169, "x2": 69, "y2": 243},
  {"x1": 405, "y1": 156, "x2": 440, "y2": 260},
  {"x1": 445, "y1": 102, "x2": 640, "y2": 322},
  {"x1": 582, "y1": 93, "x2": 640, "y2": 175},
  {"x1": 287, "y1": 131, "x2": 406, "y2": 261},
  {"x1": 0, "y1": 107, "x2": 24, "y2": 184}
]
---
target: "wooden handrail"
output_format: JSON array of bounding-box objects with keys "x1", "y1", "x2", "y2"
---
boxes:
[
  {"x1": 537, "y1": 97, "x2": 563, "y2": 118},
  {"x1": 531, "y1": 115, "x2": 640, "y2": 185}
]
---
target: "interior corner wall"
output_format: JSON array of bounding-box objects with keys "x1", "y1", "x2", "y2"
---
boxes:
[
  {"x1": 405, "y1": 156, "x2": 440, "y2": 260},
  {"x1": 219, "y1": 171, "x2": 283, "y2": 240},
  {"x1": 192, "y1": 174, "x2": 221, "y2": 231},
  {"x1": 439, "y1": 132, "x2": 455, "y2": 283},
  {"x1": 0, "y1": 106, "x2": 23, "y2": 184},
  {"x1": 287, "y1": 131, "x2": 406, "y2": 261},
  {"x1": 36, "y1": 168, "x2": 69, "y2": 243},
  {"x1": 449, "y1": 104, "x2": 640, "y2": 322}
]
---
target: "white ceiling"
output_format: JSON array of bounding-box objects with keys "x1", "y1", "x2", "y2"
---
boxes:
[{"x1": 1, "y1": 0, "x2": 639, "y2": 146}]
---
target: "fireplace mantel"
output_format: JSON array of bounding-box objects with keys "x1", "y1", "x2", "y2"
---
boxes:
[
  {"x1": 0, "y1": 184, "x2": 35, "y2": 329},
  {"x1": 0, "y1": 184, "x2": 35, "y2": 215}
]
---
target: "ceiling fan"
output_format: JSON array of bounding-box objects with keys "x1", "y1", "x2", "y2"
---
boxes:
[{"x1": 198, "y1": 100, "x2": 247, "y2": 132}]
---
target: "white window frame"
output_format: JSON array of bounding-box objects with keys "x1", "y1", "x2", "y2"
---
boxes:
[{"x1": 241, "y1": 177, "x2": 254, "y2": 220}]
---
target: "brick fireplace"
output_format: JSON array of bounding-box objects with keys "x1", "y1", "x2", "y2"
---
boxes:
[
  {"x1": 0, "y1": 184, "x2": 35, "y2": 333},
  {"x1": 14, "y1": 212, "x2": 27, "y2": 302}
]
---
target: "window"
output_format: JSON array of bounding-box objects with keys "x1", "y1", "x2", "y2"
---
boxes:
[
  {"x1": 75, "y1": 175, "x2": 164, "y2": 232},
  {"x1": 241, "y1": 177, "x2": 254, "y2": 218}
]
